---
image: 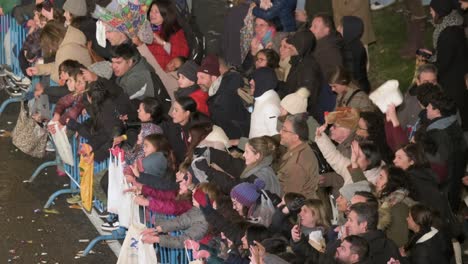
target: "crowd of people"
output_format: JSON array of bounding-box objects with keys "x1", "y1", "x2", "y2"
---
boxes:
[{"x1": 1, "y1": 0, "x2": 468, "y2": 263}]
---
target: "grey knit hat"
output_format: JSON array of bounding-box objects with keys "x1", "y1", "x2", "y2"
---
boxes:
[
  {"x1": 339, "y1": 181, "x2": 371, "y2": 201},
  {"x1": 63, "y1": 0, "x2": 87, "y2": 17},
  {"x1": 177, "y1": 61, "x2": 199, "y2": 82}
]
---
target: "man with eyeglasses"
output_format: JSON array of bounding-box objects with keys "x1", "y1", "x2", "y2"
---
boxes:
[{"x1": 278, "y1": 113, "x2": 319, "y2": 199}]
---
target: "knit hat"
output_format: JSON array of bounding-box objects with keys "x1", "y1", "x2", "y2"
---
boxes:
[
  {"x1": 251, "y1": 67, "x2": 278, "y2": 98},
  {"x1": 325, "y1": 107, "x2": 360, "y2": 131},
  {"x1": 198, "y1": 54, "x2": 220, "y2": 77},
  {"x1": 286, "y1": 30, "x2": 316, "y2": 56},
  {"x1": 193, "y1": 187, "x2": 213, "y2": 207},
  {"x1": 204, "y1": 125, "x2": 231, "y2": 150},
  {"x1": 63, "y1": 0, "x2": 87, "y2": 17},
  {"x1": 280, "y1": 87, "x2": 310, "y2": 114},
  {"x1": 230, "y1": 179, "x2": 266, "y2": 208},
  {"x1": 339, "y1": 181, "x2": 372, "y2": 201},
  {"x1": 177, "y1": 61, "x2": 199, "y2": 83},
  {"x1": 142, "y1": 152, "x2": 167, "y2": 178},
  {"x1": 430, "y1": 0, "x2": 453, "y2": 17}
]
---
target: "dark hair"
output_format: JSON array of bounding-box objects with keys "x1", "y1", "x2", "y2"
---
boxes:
[
  {"x1": 359, "y1": 111, "x2": 392, "y2": 162},
  {"x1": 261, "y1": 237, "x2": 289, "y2": 254},
  {"x1": 353, "y1": 191, "x2": 378, "y2": 208},
  {"x1": 180, "y1": 113, "x2": 213, "y2": 169},
  {"x1": 359, "y1": 141, "x2": 382, "y2": 170},
  {"x1": 404, "y1": 204, "x2": 434, "y2": 252},
  {"x1": 144, "y1": 133, "x2": 177, "y2": 171},
  {"x1": 313, "y1": 13, "x2": 337, "y2": 32},
  {"x1": 415, "y1": 83, "x2": 443, "y2": 107},
  {"x1": 110, "y1": 43, "x2": 139, "y2": 61},
  {"x1": 344, "y1": 235, "x2": 369, "y2": 261},
  {"x1": 284, "y1": 192, "x2": 306, "y2": 213},
  {"x1": 86, "y1": 80, "x2": 111, "y2": 134},
  {"x1": 256, "y1": 49, "x2": 280, "y2": 69},
  {"x1": 286, "y1": 113, "x2": 309, "y2": 141},
  {"x1": 175, "y1": 96, "x2": 197, "y2": 113},
  {"x1": 40, "y1": 21, "x2": 67, "y2": 57},
  {"x1": 427, "y1": 91, "x2": 457, "y2": 117},
  {"x1": 379, "y1": 165, "x2": 411, "y2": 198},
  {"x1": 141, "y1": 97, "x2": 164, "y2": 124},
  {"x1": 147, "y1": 0, "x2": 181, "y2": 41},
  {"x1": 329, "y1": 65, "x2": 351, "y2": 86},
  {"x1": 23, "y1": 30, "x2": 42, "y2": 61},
  {"x1": 59, "y1": 60, "x2": 86, "y2": 80},
  {"x1": 400, "y1": 143, "x2": 430, "y2": 169},
  {"x1": 245, "y1": 225, "x2": 271, "y2": 247},
  {"x1": 349, "y1": 202, "x2": 379, "y2": 231}
]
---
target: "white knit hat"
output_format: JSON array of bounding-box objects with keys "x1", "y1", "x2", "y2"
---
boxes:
[
  {"x1": 280, "y1": 87, "x2": 310, "y2": 114},
  {"x1": 63, "y1": 0, "x2": 87, "y2": 17}
]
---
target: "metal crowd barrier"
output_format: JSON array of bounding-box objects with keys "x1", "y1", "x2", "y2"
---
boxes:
[{"x1": 0, "y1": 14, "x2": 25, "y2": 75}]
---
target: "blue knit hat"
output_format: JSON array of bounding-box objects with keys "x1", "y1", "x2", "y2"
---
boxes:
[{"x1": 230, "y1": 179, "x2": 266, "y2": 207}]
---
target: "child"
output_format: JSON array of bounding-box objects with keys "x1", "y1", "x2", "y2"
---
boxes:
[
  {"x1": 175, "y1": 60, "x2": 209, "y2": 116},
  {"x1": 166, "y1": 56, "x2": 187, "y2": 72}
]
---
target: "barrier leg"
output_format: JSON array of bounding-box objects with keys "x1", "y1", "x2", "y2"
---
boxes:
[
  {"x1": 44, "y1": 188, "x2": 79, "y2": 208},
  {"x1": 0, "y1": 97, "x2": 22, "y2": 118},
  {"x1": 26, "y1": 160, "x2": 58, "y2": 183},
  {"x1": 82, "y1": 227, "x2": 126, "y2": 256}
]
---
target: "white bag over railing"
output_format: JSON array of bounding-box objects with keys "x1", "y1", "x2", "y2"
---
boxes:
[
  {"x1": 119, "y1": 181, "x2": 140, "y2": 229},
  {"x1": 107, "y1": 151, "x2": 124, "y2": 214},
  {"x1": 49, "y1": 121, "x2": 74, "y2": 165}
]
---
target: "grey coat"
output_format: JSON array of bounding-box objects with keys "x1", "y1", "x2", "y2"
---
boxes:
[
  {"x1": 116, "y1": 56, "x2": 155, "y2": 100},
  {"x1": 242, "y1": 156, "x2": 282, "y2": 197}
]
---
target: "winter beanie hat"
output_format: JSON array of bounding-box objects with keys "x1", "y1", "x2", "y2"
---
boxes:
[
  {"x1": 142, "y1": 152, "x2": 167, "y2": 178},
  {"x1": 230, "y1": 179, "x2": 266, "y2": 208},
  {"x1": 280, "y1": 87, "x2": 310, "y2": 114},
  {"x1": 430, "y1": 0, "x2": 453, "y2": 17},
  {"x1": 178, "y1": 61, "x2": 199, "y2": 83},
  {"x1": 251, "y1": 67, "x2": 278, "y2": 98},
  {"x1": 198, "y1": 54, "x2": 220, "y2": 77},
  {"x1": 63, "y1": 0, "x2": 88, "y2": 17},
  {"x1": 339, "y1": 181, "x2": 371, "y2": 201}
]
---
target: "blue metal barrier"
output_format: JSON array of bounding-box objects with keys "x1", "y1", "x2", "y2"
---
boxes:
[{"x1": 0, "y1": 14, "x2": 25, "y2": 75}]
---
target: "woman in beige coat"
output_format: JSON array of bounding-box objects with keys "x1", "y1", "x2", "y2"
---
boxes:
[{"x1": 331, "y1": 0, "x2": 376, "y2": 45}]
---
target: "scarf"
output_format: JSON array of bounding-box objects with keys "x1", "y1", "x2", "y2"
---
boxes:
[{"x1": 431, "y1": 10, "x2": 463, "y2": 62}]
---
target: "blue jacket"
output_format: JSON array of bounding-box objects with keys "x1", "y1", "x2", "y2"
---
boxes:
[{"x1": 253, "y1": 0, "x2": 297, "y2": 32}]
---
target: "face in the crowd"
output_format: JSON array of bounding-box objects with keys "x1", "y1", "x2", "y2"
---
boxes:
[
  {"x1": 111, "y1": 57, "x2": 134, "y2": 77},
  {"x1": 241, "y1": 233, "x2": 249, "y2": 249},
  {"x1": 138, "y1": 103, "x2": 152, "y2": 122},
  {"x1": 330, "y1": 83, "x2": 348, "y2": 95},
  {"x1": 66, "y1": 76, "x2": 76, "y2": 92},
  {"x1": 243, "y1": 143, "x2": 261, "y2": 166},
  {"x1": 279, "y1": 106, "x2": 289, "y2": 117},
  {"x1": 375, "y1": 170, "x2": 388, "y2": 194},
  {"x1": 279, "y1": 119, "x2": 297, "y2": 148},
  {"x1": 345, "y1": 211, "x2": 367, "y2": 236},
  {"x1": 310, "y1": 17, "x2": 330, "y2": 40},
  {"x1": 460, "y1": 1, "x2": 468, "y2": 10},
  {"x1": 249, "y1": 79, "x2": 256, "y2": 96},
  {"x1": 254, "y1": 18, "x2": 269, "y2": 39},
  {"x1": 166, "y1": 57, "x2": 183, "y2": 72},
  {"x1": 335, "y1": 240, "x2": 358, "y2": 264},
  {"x1": 299, "y1": 205, "x2": 317, "y2": 228},
  {"x1": 149, "y1": 4, "x2": 164, "y2": 25},
  {"x1": 406, "y1": 212, "x2": 419, "y2": 233},
  {"x1": 336, "y1": 195, "x2": 349, "y2": 213},
  {"x1": 426, "y1": 103, "x2": 441, "y2": 120},
  {"x1": 74, "y1": 74, "x2": 86, "y2": 92},
  {"x1": 393, "y1": 149, "x2": 414, "y2": 170},
  {"x1": 143, "y1": 139, "x2": 157, "y2": 157},
  {"x1": 177, "y1": 73, "x2": 195, "y2": 88},
  {"x1": 171, "y1": 101, "x2": 191, "y2": 125},
  {"x1": 41, "y1": 7, "x2": 53, "y2": 21},
  {"x1": 330, "y1": 124, "x2": 352, "y2": 144},
  {"x1": 279, "y1": 39, "x2": 298, "y2": 59},
  {"x1": 255, "y1": 52, "x2": 268, "y2": 69},
  {"x1": 231, "y1": 198, "x2": 244, "y2": 216},
  {"x1": 64, "y1": 10, "x2": 72, "y2": 25},
  {"x1": 416, "y1": 71, "x2": 437, "y2": 86},
  {"x1": 355, "y1": 118, "x2": 369, "y2": 139},
  {"x1": 196, "y1": 72, "x2": 216, "y2": 91},
  {"x1": 356, "y1": 147, "x2": 370, "y2": 171},
  {"x1": 430, "y1": 7, "x2": 436, "y2": 19}
]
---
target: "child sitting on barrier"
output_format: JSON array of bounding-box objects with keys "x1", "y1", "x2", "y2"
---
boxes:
[{"x1": 140, "y1": 182, "x2": 217, "y2": 249}]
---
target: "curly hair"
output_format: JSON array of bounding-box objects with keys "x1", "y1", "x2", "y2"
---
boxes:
[{"x1": 379, "y1": 165, "x2": 411, "y2": 199}]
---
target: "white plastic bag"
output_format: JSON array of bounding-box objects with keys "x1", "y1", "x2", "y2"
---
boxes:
[
  {"x1": 107, "y1": 151, "x2": 124, "y2": 214},
  {"x1": 119, "y1": 182, "x2": 140, "y2": 229},
  {"x1": 49, "y1": 121, "x2": 74, "y2": 165}
]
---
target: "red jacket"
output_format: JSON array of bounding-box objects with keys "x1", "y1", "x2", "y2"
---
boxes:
[
  {"x1": 54, "y1": 93, "x2": 84, "y2": 126},
  {"x1": 147, "y1": 29, "x2": 189, "y2": 70},
  {"x1": 175, "y1": 85, "x2": 210, "y2": 116},
  {"x1": 142, "y1": 185, "x2": 192, "y2": 216}
]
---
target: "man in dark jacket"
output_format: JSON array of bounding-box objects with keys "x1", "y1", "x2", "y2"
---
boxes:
[
  {"x1": 197, "y1": 55, "x2": 250, "y2": 139},
  {"x1": 280, "y1": 30, "x2": 325, "y2": 119}
]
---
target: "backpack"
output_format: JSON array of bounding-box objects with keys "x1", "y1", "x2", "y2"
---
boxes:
[{"x1": 175, "y1": 3, "x2": 205, "y2": 64}]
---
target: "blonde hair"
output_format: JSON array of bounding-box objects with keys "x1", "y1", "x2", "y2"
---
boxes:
[{"x1": 304, "y1": 199, "x2": 330, "y2": 229}]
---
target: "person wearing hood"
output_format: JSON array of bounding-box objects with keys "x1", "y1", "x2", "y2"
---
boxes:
[
  {"x1": 175, "y1": 60, "x2": 210, "y2": 116},
  {"x1": 280, "y1": 30, "x2": 324, "y2": 119},
  {"x1": 249, "y1": 67, "x2": 281, "y2": 138},
  {"x1": 418, "y1": 0, "x2": 468, "y2": 131},
  {"x1": 338, "y1": 16, "x2": 370, "y2": 94}
]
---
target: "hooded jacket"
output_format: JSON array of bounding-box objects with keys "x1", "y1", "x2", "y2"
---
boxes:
[
  {"x1": 36, "y1": 26, "x2": 92, "y2": 83},
  {"x1": 342, "y1": 16, "x2": 370, "y2": 93},
  {"x1": 313, "y1": 32, "x2": 344, "y2": 82},
  {"x1": 283, "y1": 30, "x2": 323, "y2": 116}
]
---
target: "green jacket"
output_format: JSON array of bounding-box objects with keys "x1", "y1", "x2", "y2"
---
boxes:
[{"x1": 0, "y1": 0, "x2": 20, "y2": 15}]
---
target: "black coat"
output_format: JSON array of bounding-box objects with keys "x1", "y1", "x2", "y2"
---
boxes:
[
  {"x1": 160, "y1": 119, "x2": 189, "y2": 165},
  {"x1": 221, "y1": 3, "x2": 250, "y2": 67},
  {"x1": 361, "y1": 230, "x2": 403, "y2": 264},
  {"x1": 406, "y1": 229, "x2": 452, "y2": 264},
  {"x1": 207, "y1": 70, "x2": 250, "y2": 139},
  {"x1": 434, "y1": 26, "x2": 468, "y2": 130}
]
